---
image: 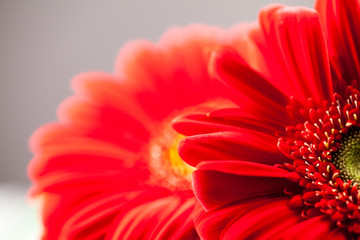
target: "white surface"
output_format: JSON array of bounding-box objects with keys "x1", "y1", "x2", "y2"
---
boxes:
[{"x1": 0, "y1": 184, "x2": 41, "y2": 240}]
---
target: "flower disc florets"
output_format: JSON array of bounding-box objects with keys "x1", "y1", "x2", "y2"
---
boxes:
[
  {"x1": 332, "y1": 129, "x2": 360, "y2": 184},
  {"x1": 278, "y1": 86, "x2": 360, "y2": 234}
]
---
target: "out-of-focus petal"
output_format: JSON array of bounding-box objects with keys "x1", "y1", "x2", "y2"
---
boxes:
[
  {"x1": 28, "y1": 124, "x2": 149, "y2": 196},
  {"x1": 105, "y1": 195, "x2": 198, "y2": 240},
  {"x1": 30, "y1": 23, "x2": 252, "y2": 239},
  {"x1": 115, "y1": 25, "x2": 230, "y2": 121}
]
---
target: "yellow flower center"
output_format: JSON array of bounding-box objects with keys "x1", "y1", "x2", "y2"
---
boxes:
[
  {"x1": 146, "y1": 99, "x2": 235, "y2": 190},
  {"x1": 167, "y1": 134, "x2": 195, "y2": 177},
  {"x1": 148, "y1": 129, "x2": 194, "y2": 191}
]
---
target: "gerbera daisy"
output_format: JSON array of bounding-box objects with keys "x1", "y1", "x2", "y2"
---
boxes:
[
  {"x1": 27, "y1": 24, "x2": 245, "y2": 239},
  {"x1": 174, "y1": 0, "x2": 360, "y2": 239}
]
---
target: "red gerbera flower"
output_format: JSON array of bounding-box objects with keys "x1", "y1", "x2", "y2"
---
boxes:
[
  {"x1": 27, "y1": 25, "x2": 246, "y2": 239},
  {"x1": 174, "y1": 1, "x2": 360, "y2": 239}
]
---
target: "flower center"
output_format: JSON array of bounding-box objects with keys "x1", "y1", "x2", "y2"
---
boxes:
[
  {"x1": 332, "y1": 129, "x2": 360, "y2": 184},
  {"x1": 148, "y1": 126, "x2": 194, "y2": 191},
  {"x1": 278, "y1": 86, "x2": 360, "y2": 234},
  {"x1": 147, "y1": 99, "x2": 234, "y2": 191},
  {"x1": 167, "y1": 134, "x2": 195, "y2": 177}
]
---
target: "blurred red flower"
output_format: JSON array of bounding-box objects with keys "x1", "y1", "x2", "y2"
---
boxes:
[
  {"x1": 27, "y1": 25, "x2": 244, "y2": 239},
  {"x1": 175, "y1": 1, "x2": 360, "y2": 239}
]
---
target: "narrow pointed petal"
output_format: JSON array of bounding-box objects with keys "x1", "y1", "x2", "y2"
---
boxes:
[
  {"x1": 275, "y1": 216, "x2": 345, "y2": 239},
  {"x1": 259, "y1": 5, "x2": 333, "y2": 105},
  {"x1": 70, "y1": 72, "x2": 155, "y2": 132},
  {"x1": 106, "y1": 195, "x2": 198, "y2": 240},
  {"x1": 220, "y1": 198, "x2": 300, "y2": 239},
  {"x1": 315, "y1": 0, "x2": 360, "y2": 91},
  {"x1": 28, "y1": 125, "x2": 149, "y2": 195},
  {"x1": 210, "y1": 47, "x2": 291, "y2": 125},
  {"x1": 115, "y1": 25, "x2": 230, "y2": 121},
  {"x1": 196, "y1": 196, "x2": 346, "y2": 239},
  {"x1": 58, "y1": 189, "x2": 169, "y2": 239},
  {"x1": 195, "y1": 197, "x2": 300, "y2": 239}
]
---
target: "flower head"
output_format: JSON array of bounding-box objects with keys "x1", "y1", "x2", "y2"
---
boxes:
[
  {"x1": 28, "y1": 25, "x2": 241, "y2": 239},
  {"x1": 175, "y1": 0, "x2": 360, "y2": 238}
]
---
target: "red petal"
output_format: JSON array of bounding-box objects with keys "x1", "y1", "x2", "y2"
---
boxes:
[
  {"x1": 172, "y1": 112, "x2": 244, "y2": 136},
  {"x1": 315, "y1": 0, "x2": 360, "y2": 91},
  {"x1": 178, "y1": 130, "x2": 288, "y2": 167},
  {"x1": 173, "y1": 107, "x2": 287, "y2": 137},
  {"x1": 208, "y1": 107, "x2": 286, "y2": 133},
  {"x1": 221, "y1": 198, "x2": 300, "y2": 239},
  {"x1": 274, "y1": 215, "x2": 346, "y2": 239},
  {"x1": 57, "y1": 95, "x2": 149, "y2": 152},
  {"x1": 115, "y1": 25, "x2": 229, "y2": 121},
  {"x1": 105, "y1": 195, "x2": 198, "y2": 239},
  {"x1": 196, "y1": 197, "x2": 299, "y2": 239},
  {"x1": 28, "y1": 128, "x2": 149, "y2": 195},
  {"x1": 150, "y1": 198, "x2": 199, "y2": 240},
  {"x1": 210, "y1": 47, "x2": 291, "y2": 126},
  {"x1": 57, "y1": 189, "x2": 170, "y2": 239},
  {"x1": 193, "y1": 161, "x2": 290, "y2": 211},
  {"x1": 71, "y1": 72, "x2": 155, "y2": 132},
  {"x1": 195, "y1": 197, "x2": 270, "y2": 240},
  {"x1": 196, "y1": 160, "x2": 290, "y2": 176},
  {"x1": 39, "y1": 189, "x2": 163, "y2": 239},
  {"x1": 259, "y1": 5, "x2": 333, "y2": 105},
  {"x1": 197, "y1": 196, "x2": 347, "y2": 239}
]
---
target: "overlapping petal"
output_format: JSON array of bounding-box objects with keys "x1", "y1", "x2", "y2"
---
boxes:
[
  {"x1": 106, "y1": 195, "x2": 198, "y2": 239},
  {"x1": 315, "y1": 0, "x2": 360, "y2": 92},
  {"x1": 177, "y1": 131, "x2": 289, "y2": 167},
  {"x1": 175, "y1": 2, "x2": 359, "y2": 239},
  {"x1": 29, "y1": 24, "x2": 247, "y2": 239},
  {"x1": 259, "y1": 5, "x2": 333, "y2": 104},
  {"x1": 29, "y1": 0, "x2": 360, "y2": 238},
  {"x1": 209, "y1": 47, "x2": 292, "y2": 128},
  {"x1": 196, "y1": 197, "x2": 345, "y2": 240},
  {"x1": 193, "y1": 161, "x2": 291, "y2": 211},
  {"x1": 114, "y1": 25, "x2": 231, "y2": 121}
]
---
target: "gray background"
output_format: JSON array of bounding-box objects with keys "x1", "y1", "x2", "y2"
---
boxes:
[{"x1": 0, "y1": 0, "x2": 314, "y2": 185}]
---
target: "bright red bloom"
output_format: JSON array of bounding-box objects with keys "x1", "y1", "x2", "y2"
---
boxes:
[
  {"x1": 175, "y1": 1, "x2": 360, "y2": 239},
  {"x1": 27, "y1": 25, "x2": 247, "y2": 239}
]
